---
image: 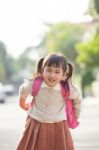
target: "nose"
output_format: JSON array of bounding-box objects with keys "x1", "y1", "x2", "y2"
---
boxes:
[{"x1": 50, "y1": 72, "x2": 55, "y2": 78}]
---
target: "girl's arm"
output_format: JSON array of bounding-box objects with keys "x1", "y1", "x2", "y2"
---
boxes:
[
  {"x1": 72, "y1": 95, "x2": 82, "y2": 118},
  {"x1": 19, "y1": 80, "x2": 32, "y2": 111},
  {"x1": 68, "y1": 79, "x2": 82, "y2": 118},
  {"x1": 19, "y1": 97, "x2": 31, "y2": 111}
]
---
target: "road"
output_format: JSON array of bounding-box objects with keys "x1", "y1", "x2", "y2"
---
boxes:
[
  {"x1": 0, "y1": 95, "x2": 99, "y2": 150},
  {"x1": 0, "y1": 95, "x2": 26, "y2": 150},
  {"x1": 72, "y1": 97, "x2": 99, "y2": 150}
]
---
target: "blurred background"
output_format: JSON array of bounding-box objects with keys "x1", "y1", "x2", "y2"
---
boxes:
[{"x1": 0, "y1": 0, "x2": 99, "y2": 149}]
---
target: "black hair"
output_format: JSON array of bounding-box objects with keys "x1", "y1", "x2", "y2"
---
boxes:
[
  {"x1": 42, "y1": 53, "x2": 67, "y2": 74},
  {"x1": 33, "y1": 53, "x2": 73, "y2": 82},
  {"x1": 61, "y1": 62, "x2": 73, "y2": 90},
  {"x1": 66, "y1": 63, "x2": 73, "y2": 80},
  {"x1": 33, "y1": 57, "x2": 44, "y2": 78}
]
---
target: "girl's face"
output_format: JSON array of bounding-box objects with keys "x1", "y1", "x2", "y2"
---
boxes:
[{"x1": 42, "y1": 66, "x2": 65, "y2": 87}]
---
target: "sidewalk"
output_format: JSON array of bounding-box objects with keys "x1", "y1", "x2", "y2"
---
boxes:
[{"x1": 72, "y1": 97, "x2": 99, "y2": 150}]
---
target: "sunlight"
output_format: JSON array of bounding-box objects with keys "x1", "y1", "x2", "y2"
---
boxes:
[{"x1": 0, "y1": 0, "x2": 90, "y2": 58}]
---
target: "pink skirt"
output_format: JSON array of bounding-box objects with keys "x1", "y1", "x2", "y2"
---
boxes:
[{"x1": 16, "y1": 116, "x2": 74, "y2": 150}]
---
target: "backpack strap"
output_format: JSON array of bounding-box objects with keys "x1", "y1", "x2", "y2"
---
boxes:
[
  {"x1": 30, "y1": 76, "x2": 43, "y2": 107},
  {"x1": 31, "y1": 76, "x2": 43, "y2": 97},
  {"x1": 60, "y1": 81, "x2": 79, "y2": 129},
  {"x1": 60, "y1": 81, "x2": 70, "y2": 100}
]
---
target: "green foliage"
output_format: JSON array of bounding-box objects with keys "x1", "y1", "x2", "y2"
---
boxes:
[
  {"x1": 81, "y1": 69, "x2": 95, "y2": 97},
  {"x1": 81, "y1": 70, "x2": 95, "y2": 87},
  {"x1": 0, "y1": 41, "x2": 15, "y2": 83},
  {"x1": 94, "y1": 0, "x2": 99, "y2": 14},
  {"x1": 0, "y1": 63, "x2": 5, "y2": 81},
  {"x1": 43, "y1": 22, "x2": 84, "y2": 62},
  {"x1": 75, "y1": 27, "x2": 99, "y2": 95},
  {"x1": 76, "y1": 34, "x2": 99, "y2": 67},
  {"x1": 87, "y1": 0, "x2": 99, "y2": 18}
]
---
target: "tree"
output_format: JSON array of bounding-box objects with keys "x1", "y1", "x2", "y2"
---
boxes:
[
  {"x1": 76, "y1": 29, "x2": 99, "y2": 68},
  {"x1": 87, "y1": 0, "x2": 99, "y2": 19},
  {"x1": 76, "y1": 27, "x2": 99, "y2": 96},
  {"x1": 41, "y1": 22, "x2": 84, "y2": 64},
  {"x1": 0, "y1": 41, "x2": 14, "y2": 83}
]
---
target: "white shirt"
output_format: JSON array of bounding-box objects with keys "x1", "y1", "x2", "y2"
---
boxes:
[{"x1": 19, "y1": 80, "x2": 81, "y2": 123}]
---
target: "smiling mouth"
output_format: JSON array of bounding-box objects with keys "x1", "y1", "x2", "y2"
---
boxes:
[{"x1": 48, "y1": 79, "x2": 56, "y2": 83}]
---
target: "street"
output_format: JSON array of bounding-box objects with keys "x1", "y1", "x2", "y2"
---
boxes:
[
  {"x1": 0, "y1": 95, "x2": 26, "y2": 150},
  {"x1": 72, "y1": 97, "x2": 99, "y2": 150},
  {"x1": 0, "y1": 95, "x2": 99, "y2": 150}
]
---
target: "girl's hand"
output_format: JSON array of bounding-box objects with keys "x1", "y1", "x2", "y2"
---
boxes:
[
  {"x1": 19, "y1": 97, "x2": 32, "y2": 111},
  {"x1": 24, "y1": 103, "x2": 32, "y2": 111}
]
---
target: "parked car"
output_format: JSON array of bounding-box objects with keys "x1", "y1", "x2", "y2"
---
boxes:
[
  {"x1": 0, "y1": 82, "x2": 6, "y2": 103},
  {"x1": 3, "y1": 84, "x2": 15, "y2": 95}
]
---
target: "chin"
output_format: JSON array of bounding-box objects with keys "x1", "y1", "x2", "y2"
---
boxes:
[{"x1": 48, "y1": 83, "x2": 56, "y2": 87}]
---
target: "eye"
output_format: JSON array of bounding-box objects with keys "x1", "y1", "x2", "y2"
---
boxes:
[
  {"x1": 47, "y1": 68, "x2": 52, "y2": 72},
  {"x1": 55, "y1": 70, "x2": 60, "y2": 74}
]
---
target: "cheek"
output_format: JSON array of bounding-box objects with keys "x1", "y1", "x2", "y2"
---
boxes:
[
  {"x1": 59, "y1": 74, "x2": 64, "y2": 80},
  {"x1": 42, "y1": 70, "x2": 48, "y2": 77}
]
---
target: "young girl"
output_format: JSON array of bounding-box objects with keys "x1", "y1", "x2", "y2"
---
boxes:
[{"x1": 16, "y1": 53, "x2": 81, "y2": 150}]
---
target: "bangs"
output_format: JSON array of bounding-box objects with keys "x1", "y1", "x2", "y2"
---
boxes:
[
  {"x1": 43, "y1": 54, "x2": 67, "y2": 72},
  {"x1": 46, "y1": 57, "x2": 62, "y2": 68}
]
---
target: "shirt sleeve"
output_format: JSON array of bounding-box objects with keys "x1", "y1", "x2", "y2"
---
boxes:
[
  {"x1": 19, "y1": 80, "x2": 33, "y2": 98},
  {"x1": 70, "y1": 85, "x2": 82, "y2": 118}
]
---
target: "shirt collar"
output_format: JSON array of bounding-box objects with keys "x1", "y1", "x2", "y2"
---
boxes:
[{"x1": 41, "y1": 81, "x2": 61, "y2": 91}]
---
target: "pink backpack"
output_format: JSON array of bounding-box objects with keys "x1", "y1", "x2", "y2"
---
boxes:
[{"x1": 31, "y1": 76, "x2": 79, "y2": 129}]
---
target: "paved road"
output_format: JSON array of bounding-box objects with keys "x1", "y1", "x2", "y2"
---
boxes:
[
  {"x1": 0, "y1": 95, "x2": 26, "y2": 150},
  {"x1": 72, "y1": 97, "x2": 99, "y2": 150},
  {"x1": 0, "y1": 95, "x2": 99, "y2": 150}
]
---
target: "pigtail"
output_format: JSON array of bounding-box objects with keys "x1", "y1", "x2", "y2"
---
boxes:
[
  {"x1": 66, "y1": 63, "x2": 73, "y2": 80},
  {"x1": 33, "y1": 57, "x2": 44, "y2": 79},
  {"x1": 61, "y1": 62, "x2": 73, "y2": 90}
]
